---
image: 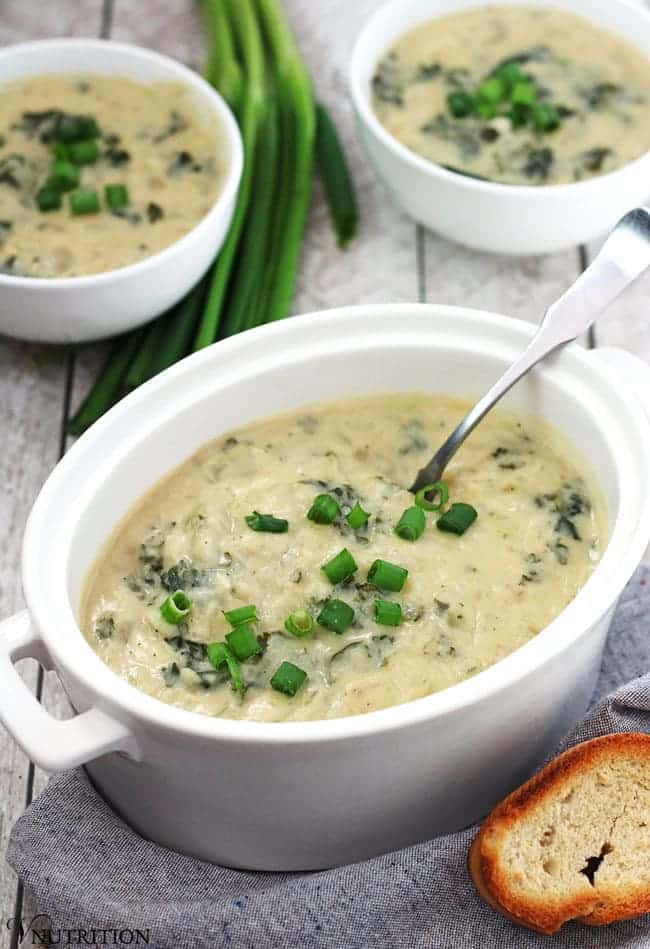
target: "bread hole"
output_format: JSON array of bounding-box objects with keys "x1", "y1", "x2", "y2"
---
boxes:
[
  {"x1": 543, "y1": 858, "x2": 558, "y2": 875},
  {"x1": 561, "y1": 789, "x2": 575, "y2": 804},
  {"x1": 580, "y1": 842, "x2": 613, "y2": 886},
  {"x1": 539, "y1": 826, "x2": 555, "y2": 847}
]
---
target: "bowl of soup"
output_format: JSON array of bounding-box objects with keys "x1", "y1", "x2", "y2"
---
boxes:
[
  {"x1": 0, "y1": 39, "x2": 243, "y2": 343},
  {"x1": 1, "y1": 304, "x2": 650, "y2": 870},
  {"x1": 350, "y1": 0, "x2": 650, "y2": 253}
]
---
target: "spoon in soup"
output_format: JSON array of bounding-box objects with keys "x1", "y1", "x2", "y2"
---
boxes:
[{"x1": 410, "y1": 206, "x2": 650, "y2": 494}]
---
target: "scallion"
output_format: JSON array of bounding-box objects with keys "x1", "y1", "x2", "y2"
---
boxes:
[
  {"x1": 36, "y1": 185, "x2": 62, "y2": 212},
  {"x1": 48, "y1": 160, "x2": 80, "y2": 192},
  {"x1": 55, "y1": 114, "x2": 100, "y2": 143},
  {"x1": 69, "y1": 189, "x2": 100, "y2": 215},
  {"x1": 321, "y1": 548, "x2": 358, "y2": 585},
  {"x1": 245, "y1": 510, "x2": 289, "y2": 533},
  {"x1": 68, "y1": 139, "x2": 99, "y2": 164},
  {"x1": 314, "y1": 102, "x2": 358, "y2": 248},
  {"x1": 105, "y1": 183, "x2": 129, "y2": 209},
  {"x1": 52, "y1": 142, "x2": 70, "y2": 161},
  {"x1": 225, "y1": 623, "x2": 262, "y2": 661},
  {"x1": 160, "y1": 590, "x2": 191, "y2": 624},
  {"x1": 307, "y1": 493, "x2": 340, "y2": 525},
  {"x1": 224, "y1": 604, "x2": 258, "y2": 627},
  {"x1": 374, "y1": 599, "x2": 402, "y2": 627},
  {"x1": 511, "y1": 81, "x2": 536, "y2": 106},
  {"x1": 346, "y1": 501, "x2": 370, "y2": 529},
  {"x1": 284, "y1": 609, "x2": 315, "y2": 638},
  {"x1": 436, "y1": 502, "x2": 478, "y2": 536},
  {"x1": 270, "y1": 660, "x2": 307, "y2": 696},
  {"x1": 368, "y1": 559, "x2": 408, "y2": 593},
  {"x1": 532, "y1": 103, "x2": 560, "y2": 133},
  {"x1": 476, "y1": 76, "x2": 506, "y2": 104},
  {"x1": 395, "y1": 505, "x2": 425, "y2": 542},
  {"x1": 317, "y1": 598, "x2": 355, "y2": 634},
  {"x1": 415, "y1": 481, "x2": 449, "y2": 512},
  {"x1": 206, "y1": 641, "x2": 245, "y2": 691}
]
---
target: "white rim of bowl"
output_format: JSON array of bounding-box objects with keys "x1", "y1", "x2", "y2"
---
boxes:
[
  {"x1": 21, "y1": 305, "x2": 650, "y2": 746},
  {"x1": 349, "y1": 0, "x2": 650, "y2": 197},
  {"x1": 0, "y1": 38, "x2": 244, "y2": 287}
]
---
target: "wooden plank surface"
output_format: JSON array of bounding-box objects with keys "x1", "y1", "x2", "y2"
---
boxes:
[
  {"x1": 0, "y1": 0, "x2": 649, "y2": 942},
  {"x1": 0, "y1": 4, "x2": 107, "y2": 945}
]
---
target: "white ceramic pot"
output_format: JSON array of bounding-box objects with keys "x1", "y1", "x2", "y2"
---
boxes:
[
  {"x1": 0, "y1": 39, "x2": 243, "y2": 343},
  {"x1": 349, "y1": 0, "x2": 650, "y2": 254},
  {"x1": 1, "y1": 305, "x2": 650, "y2": 871}
]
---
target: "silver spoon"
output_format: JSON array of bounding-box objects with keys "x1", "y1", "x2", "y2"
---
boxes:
[{"x1": 410, "y1": 206, "x2": 650, "y2": 494}]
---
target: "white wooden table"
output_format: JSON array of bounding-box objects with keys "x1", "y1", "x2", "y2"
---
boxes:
[{"x1": 1, "y1": 0, "x2": 649, "y2": 940}]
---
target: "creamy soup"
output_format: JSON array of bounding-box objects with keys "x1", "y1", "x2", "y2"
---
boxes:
[
  {"x1": 82, "y1": 394, "x2": 604, "y2": 723},
  {"x1": 0, "y1": 75, "x2": 223, "y2": 277},
  {"x1": 372, "y1": 7, "x2": 650, "y2": 185}
]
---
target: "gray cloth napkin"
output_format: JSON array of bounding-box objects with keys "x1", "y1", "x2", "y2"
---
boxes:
[{"x1": 8, "y1": 566, "x2": 650, "y2": 949}]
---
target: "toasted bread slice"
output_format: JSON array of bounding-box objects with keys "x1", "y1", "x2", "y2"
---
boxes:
[{"x1": 469, "y1": 733, "x2": 650, "y2": 935}]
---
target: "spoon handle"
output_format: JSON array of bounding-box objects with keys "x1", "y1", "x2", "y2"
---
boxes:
[{"x1": 410, "y1": 207, "x2": 650, "y2": 493}]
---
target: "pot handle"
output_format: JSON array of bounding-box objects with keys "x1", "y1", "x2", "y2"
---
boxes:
[
  {"x1": 0, "y1": 611, "x2": 140, "y2": 771},
  {"x1": 590, "y1": 346, "x2": 650, "y2": 420}
]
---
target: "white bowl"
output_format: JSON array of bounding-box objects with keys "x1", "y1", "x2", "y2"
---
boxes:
[
  {"x1": 0, "y1": 39, "x2": 243, "y2": 343},
  {"x1": 350, "y1": 0, "x2": 650, "y2": 255},
  {"x1": 1, "y1": 304, "x2": 650, "y2": 870}
]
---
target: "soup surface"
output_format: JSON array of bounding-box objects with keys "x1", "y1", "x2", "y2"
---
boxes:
[
  {"x1": 371, "y1": 6, "x2": 650, "y2": 185},
  {"x1": 82, "y1": 394, "x2": 604, "y2": 723},
  {"x1": 0, "y1": 74, "x2": 223, "y2": 277}
]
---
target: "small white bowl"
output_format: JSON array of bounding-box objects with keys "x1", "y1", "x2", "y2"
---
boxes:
[
  {"x1": 350, "y1": 0, "x2": 650, "y2": 255},
  {"x1": 0, "y1": 39, "x2": 243, "y2": 343}
]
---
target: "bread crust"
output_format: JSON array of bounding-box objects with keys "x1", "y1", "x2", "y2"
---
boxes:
[{"x1": 469, "y1": 733, "x2": 650, "y2": 935}]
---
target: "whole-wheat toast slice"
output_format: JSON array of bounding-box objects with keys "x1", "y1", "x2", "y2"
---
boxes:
[{"x1": 469, "y1": 733, "x2": 650, "y2": 935}]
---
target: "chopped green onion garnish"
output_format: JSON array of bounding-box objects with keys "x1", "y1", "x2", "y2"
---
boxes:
[
  {"x1": 394, "y1": 506, "x2": 425, "y2": 542},
  {"x1": 368, "y1": 559, "x2": 408, "y2": 593},
  {"x1": 511, "y1": 81, "x2": 536, "y2": 106},
  {"x1": 307, "y1": 493, "x2": 340, "y2": 524},
  {"x1": 415, "y1": 481, "x2": 449, "y2": 512},
  {"x1": 436, "y1": 502, "x2": 478, "y2": 536},
  {"x1": 225, "y1": 623, "x2": 262, "y2": 661},
  {"x1": 245, "y1": 511, "x2": 288, "y2": 533},
  {"x1": 476, "y1": 76, "x2": 506, "y2": 104},
  {"x1": 494, "y1": 62, "x2": 525, "y2": 89},
  {"x1": 346, "y1": 501, "x2": 370, "y2": 529},
  {"x1": 69, "y1": 189, "x2": 100, "y2": 215},
  {"x1": 270, "y1": 661, "x2": 307, "y2": 696},
  {"x1": 532, "y1": 103, "x2": 560, "y2": 133},
  {"x1": 206, "y1": 642, "x2": 245, "y2": 692},
  {"x1": 374, "y1": 599, "x2": 402, "y2": 627},
  {"x1": 321, "y1": 547, "x2": 358, "y2": 585},
  {"x1": 105, "y1": 183, "x2": 130, "y2": 209},
  {"x1": 284, "y1": 609, "x2": 315, "y2": 638},
  {"x1": 36, "y1": 185, "x2": 62, "y2": 212},
  {"x1": 51, "y1": 142, "x2": 70, "y2": 161},
  {"x1": 223, "y1": 604, "x2": 258, "y2": 627},
  {"x1": 160, "y1": 590, "x2": 191, "y2": 624},
  {"x1": 68, "y1": 139, "x2": 99, "y2": 164},
  {"x1": 507, "y1": 103, "x2": 530, "y2": 128},
  {"x1": 56, "y1": 114, "x2": 100, "y2": 143},
  {"x1": 447, "y1": 90, "x2": 474, "y2": 118},
  {"x1": 317, "y1": 598, "x2": 355, "y2": 634},
  {"x1": 48, "y1": 160, "x2": 80, "y2": 192},
  {"x1": 475, "y1": 101, "x2": 497, "y2": 120}
]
